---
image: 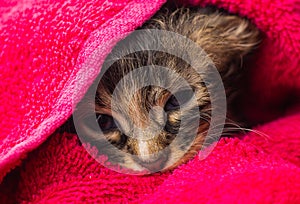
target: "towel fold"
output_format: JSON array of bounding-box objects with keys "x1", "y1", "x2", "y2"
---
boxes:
[{"x1": 0, "y1": 0, "x2": 300, "y2": 203}]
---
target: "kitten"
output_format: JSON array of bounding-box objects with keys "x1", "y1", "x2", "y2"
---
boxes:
[{"x1": 74, "y1": 7, "x2": 261, "y2": 172}]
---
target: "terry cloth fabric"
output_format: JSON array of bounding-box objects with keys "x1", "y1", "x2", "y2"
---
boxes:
[
  {"x1": 0, "y1": 0, "x2": 300, "y2": 203},
  {"x1": 0, "y1": 0, "x2": 166, "y2": 181}
]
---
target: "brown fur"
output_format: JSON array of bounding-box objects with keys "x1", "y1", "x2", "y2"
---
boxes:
[{"x1": 76, "y1": 6, "x2": 261, "y2": 172}]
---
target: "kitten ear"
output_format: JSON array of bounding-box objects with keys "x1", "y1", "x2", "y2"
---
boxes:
[
  {"x1": 190, "y1": 13, "x2": 261, "y2": 68},
  {"x1": 215, "y1": 14, "x2": 261, "y2": 54}
]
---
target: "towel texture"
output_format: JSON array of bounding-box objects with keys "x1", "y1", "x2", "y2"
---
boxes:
[
  {"x1": 0, "y1": 0, "x2": 300, "y2": 203},
  {"x1": 0, "y1": 0, "x2": 166, "y2": 181}
]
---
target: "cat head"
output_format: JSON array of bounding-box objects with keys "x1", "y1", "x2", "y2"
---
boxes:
[{"x1": 75, "y1": 7, "x2": 261, "y2": 172}]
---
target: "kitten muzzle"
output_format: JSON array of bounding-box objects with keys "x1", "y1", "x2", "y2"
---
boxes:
[{"x1": 137, "y1": 152, "x2": 169, "y2": 172}]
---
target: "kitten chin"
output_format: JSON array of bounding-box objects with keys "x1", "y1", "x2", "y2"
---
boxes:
[{"x1": 73, "y1": 6, "x2": 261, "y2": 173}]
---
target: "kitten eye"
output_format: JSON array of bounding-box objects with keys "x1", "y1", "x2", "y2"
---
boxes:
[
  {"x1": 164, "y1": 90, "x2": 194, "y2": 111},
  {"x1": 96, "y1": 114, "x2": 117, "y2": 131},
  {"x1": 164, "y1": 95, "x2": 179, "y2": 111}
]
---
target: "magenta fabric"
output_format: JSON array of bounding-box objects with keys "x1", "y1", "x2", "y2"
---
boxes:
[
  {"x1": 0, "y1": 0, "x2": 166, "y2": 181},
  {"x1": 0, "y1": 0, "x2": 300, "y2": 203}
]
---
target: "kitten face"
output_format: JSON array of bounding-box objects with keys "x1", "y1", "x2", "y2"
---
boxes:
[
  {"x1": 75, "y1": 7, "x2": 260, "y2": 172},
  {"x1": 78, "y1": 53, "x2": 211, "y2": 172}
]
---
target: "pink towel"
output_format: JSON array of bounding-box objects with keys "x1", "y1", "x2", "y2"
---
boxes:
[{"x1": 0, "y1": 0, "x2": 300, "y2": 203}]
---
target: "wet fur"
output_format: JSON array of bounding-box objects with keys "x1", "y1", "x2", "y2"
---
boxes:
[{"x1": 75, "y1": 7, "x2": 261, "y2": 172}]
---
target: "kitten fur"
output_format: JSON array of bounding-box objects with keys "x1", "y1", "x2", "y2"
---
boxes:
[{"x1": 75, "y1": 6, "x2": 261, "y2": 172}]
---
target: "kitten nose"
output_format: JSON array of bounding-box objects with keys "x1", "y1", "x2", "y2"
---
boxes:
[{"x1": 138, "y1": 154, "x2": 168, "y2": 172}]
